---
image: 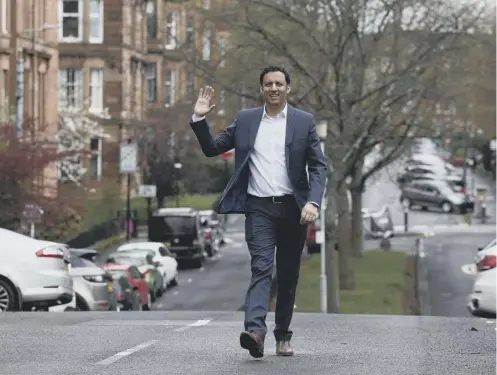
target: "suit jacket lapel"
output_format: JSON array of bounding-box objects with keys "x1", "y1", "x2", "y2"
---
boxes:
[
  {"x1": 248, "y1": 107, "x2": 264, "y2": 150},
  {"x1": 285, "y1": 106, "x2": 296, "y2": 147}
]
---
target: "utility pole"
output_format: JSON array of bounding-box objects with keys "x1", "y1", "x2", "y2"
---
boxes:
[{"x1": 316, "y1": 121, "x2": 339, "y2": 313}]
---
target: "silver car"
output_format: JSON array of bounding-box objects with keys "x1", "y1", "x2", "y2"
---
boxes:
[{"x1": 68, "y1": 255, "x2": 114, "y2": 311}]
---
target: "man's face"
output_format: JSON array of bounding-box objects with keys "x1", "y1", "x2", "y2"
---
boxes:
[{"x1": 260, "y1": 71, "x2": 289, "y2": 107}]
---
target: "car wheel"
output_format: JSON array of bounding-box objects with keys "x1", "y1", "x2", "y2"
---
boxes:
[
  {"x1": 441, "y1": 201, "x2": 453, "y2": 213},
  {"x1": 0, "y1": 279, "x2": 16, "y2": 312},
  {"x1": 142, "y1": 292, "x2": 152, "y2": 311},
  {"x1": 169, "y1": 272, "x2": 179, "y2": 287},
  {"x1": 75, "y1": 296, "x2": 88, "y2": 311},
  {"x1": 193, "y1": 258, "x2": 203, "y2": 269}
]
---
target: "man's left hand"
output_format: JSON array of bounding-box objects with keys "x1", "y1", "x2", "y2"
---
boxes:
[{"x1": 300, "y1": 203, "x2": 318, "y2": 225}]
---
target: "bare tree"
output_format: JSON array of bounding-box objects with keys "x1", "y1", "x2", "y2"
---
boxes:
[{"x1": 174, "y1": 0, "x2": 488, "y2": 290}]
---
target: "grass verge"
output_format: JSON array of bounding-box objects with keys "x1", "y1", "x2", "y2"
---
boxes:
[{"x1": 293, "y1": 250, "x2": 418, "y2": 315}]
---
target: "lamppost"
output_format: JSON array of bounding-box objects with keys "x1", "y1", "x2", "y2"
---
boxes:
[
  {"x1": 174, "y1": 162, "x2": 182, "y2": 207},
  {"x1": 315, "y1": 120, "x2": 339, "y2": 313}
]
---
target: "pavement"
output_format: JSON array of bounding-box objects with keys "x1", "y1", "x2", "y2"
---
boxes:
[
  {"x1": 1, "y1": 311, "x2": 495, "y2": 375},
  {"x1": 418, "y1": 232, "x2": 497, "y2": 318}
]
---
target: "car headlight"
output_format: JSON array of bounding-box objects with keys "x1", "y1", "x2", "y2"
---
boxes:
[{"x1": 83, "y1": 275, "x2": 105, "y2": 283}]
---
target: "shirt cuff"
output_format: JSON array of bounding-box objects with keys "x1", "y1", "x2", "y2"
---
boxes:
[
  {"x1": 192, "y1": 114, "x2": 206, "y2": 122},
  {"x1": 307, "y1": 201, "x2": 320, "y2": 208}
]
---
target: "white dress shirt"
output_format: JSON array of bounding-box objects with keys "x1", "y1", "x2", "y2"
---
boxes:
[{"x1": 247, "y1": 104, "x2": 293, "y2": 197}]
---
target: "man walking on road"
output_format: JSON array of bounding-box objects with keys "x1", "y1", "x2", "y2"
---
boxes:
[{"x1": 189, "y1": 66, "x2": 327, "y2": 358}]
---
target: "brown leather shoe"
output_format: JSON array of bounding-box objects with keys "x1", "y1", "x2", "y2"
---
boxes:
[
  {"x1": 240, "y1": 331, "x2": 264, "y2": 358},
  {"x1": 276, "y1": 340, "x2": 294, "y2": 356}
]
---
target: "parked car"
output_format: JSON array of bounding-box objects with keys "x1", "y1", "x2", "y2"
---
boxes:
[
  {"x1": 116, "y1": 243, "x2": 179, "y2": 288},
  {"x1": 51, "y1": 251, "x2": 114, "y2": 311},
  {"x1": 148, "y1": 207, "x2": 206, "y2": 268},
  {"x1": 400, "y1": 179, "x2": 474, "y2": 213},
  {"x1": 468, "y1": 239, "x2": 496, "y2": 318},
  {"x1": 111, "y1": 273, "x2": 142, "y2": 311},
  {"x1": 103, "y1": 263, "x2": 152, "y2": 310},
  {"x1": 105, "y1": 251, "x2": 164, "y2": 302},
  {"x1": 0, "y1": 228, "x2": 73, "y2": 312}
]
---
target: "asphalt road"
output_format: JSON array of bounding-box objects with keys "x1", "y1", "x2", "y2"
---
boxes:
[
  {"x1": 1, "y1": 311, "x2": 494, "y2": 375},
  {"x1": 422, "y1": 232, "x2": 496, "y2": 318}
]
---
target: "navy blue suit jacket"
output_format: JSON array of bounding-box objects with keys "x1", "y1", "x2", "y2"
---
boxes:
[{"x1": 190, "y1": 106, "x2": 327, "y2": 214}]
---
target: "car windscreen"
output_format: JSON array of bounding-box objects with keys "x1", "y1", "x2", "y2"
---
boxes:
[{"x1": 151, "y1": 215, "x2": 197, "y2": 234}]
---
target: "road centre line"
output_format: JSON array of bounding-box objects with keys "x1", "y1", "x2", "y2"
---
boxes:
[
  {"x1": 95, "y1": 340, "x2": 159, "y2": 365},
  {"x1": 173, "y1": 319, "x2": 212, "y2": 332}
]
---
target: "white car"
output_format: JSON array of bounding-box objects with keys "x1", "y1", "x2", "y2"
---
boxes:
[
  {"x1": 468, "y1": 239, "x2": 496, "y2": 318},
  {"x1": 0, "y1": 228, "x2": 73, "y2": 312},
  {"x1": 116, "y1": 242, "x2": 179, "y2": 288}
]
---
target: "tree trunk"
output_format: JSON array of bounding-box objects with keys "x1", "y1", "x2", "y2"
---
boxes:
[
  {"x1": 350, "y1": 187, "x2": 364, "y2": 258},
  {"x1": 335, "y1": 182, "x2": 355, "y2": 290}
]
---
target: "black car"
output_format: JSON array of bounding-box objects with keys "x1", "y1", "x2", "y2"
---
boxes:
[{"x1": 148, "y1": 207, "x2": 206, "y2": 268}]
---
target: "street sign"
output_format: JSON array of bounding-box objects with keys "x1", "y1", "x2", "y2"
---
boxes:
[
  {"x1": 119, "y1": 143, "x2": 138, "y2": 174},
  {"x1": 138, "y1": 184, "x2": 157, "y2": 198},
  {"x1": 315, "y1": 230, "x2": 324, "y2": 244},
  {"x1": 22, "y1": 203, "x2": 44, "y2": 224},
  {"x1": 221, "y1": 150, "x2": 234, "y2": 160}
]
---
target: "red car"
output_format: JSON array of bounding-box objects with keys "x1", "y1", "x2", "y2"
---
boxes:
[{"x1": 103, "y1": 263, "x2": 152, "y2": 310}]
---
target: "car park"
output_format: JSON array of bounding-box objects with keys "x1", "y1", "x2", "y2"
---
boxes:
[
  {"x1": 116, "y1": 242, "x2": 179, "y2": 288},
  {"x1": 105, "y1": 251, "x2": 165, "y2": 302},
  {"x1": 148, "y1": 207, "x2": 206, "y2": 268},
  {"x1": 0, "y1": 228, "x2": 73, "y2": 312},
  {"x1": 468, "y1": 239, "x2": 496, "y2": 318}
]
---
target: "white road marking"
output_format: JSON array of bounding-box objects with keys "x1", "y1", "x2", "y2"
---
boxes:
[
  {"x1": 187, "y1": 278, "x2": 193, "y2": 284},
  {"x1": 232, "y1": 243, "x2": 243, "y2": 248},
  {"x1": 461, "y1": 264, "x2": 477, "y2": 275},
  {"x1": 198, "y1": 267, "x2": 205, "y2": 272},
  {"x1": 173, "y1": 319, "x2": 212, "y2": 332},
  {"x1": 173, "y1": 291, "x2": 179, "y2": 296},
  {"x1": 96, "y1": 340, "x2": 159, "y2": 365}
]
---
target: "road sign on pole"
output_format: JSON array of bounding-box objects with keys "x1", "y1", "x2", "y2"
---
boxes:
[
  {"x1": 119, "y1": 143, "x2": 138, "y2": 174},
  {"x1": 138, "y1": 185, "x2": 157, "y2": 198}
]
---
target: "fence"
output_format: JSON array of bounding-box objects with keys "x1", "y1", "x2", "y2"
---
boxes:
[{"x1": 65, "y1": 218, "x2": 123, "y2": 249}]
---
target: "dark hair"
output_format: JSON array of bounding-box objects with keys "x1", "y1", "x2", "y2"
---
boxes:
[{"x1": 259, "y1": 66, "x2": 291, "y2": 85}]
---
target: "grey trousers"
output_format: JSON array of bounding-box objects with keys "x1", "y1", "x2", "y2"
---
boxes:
[{"x1": 243, "y1": 194, "x2": 307, "y2": 342}]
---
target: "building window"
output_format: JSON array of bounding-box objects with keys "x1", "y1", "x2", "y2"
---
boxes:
[
  {"x1": 146, "y1": 0, "x2": 157, "y2": 38},
  {"x1": 218, "y1": 37, "x2": 226, "y2": 67},
  {"x1": 59, "y1": 0, "x2": 82, "y2": 42},
  {"x1": 89, "y1": 137, "x2": 102, "y2": 180},
  {"x1": 202, "y1": 28, "x2": 211, "y2": 61},
  {"x1": 89, "y1": 0, "x2": 103, "y2": 43},
  {"x1": 89, "y1": 68, "x2": 103, "y2": 112},
  {"x1": 186, "y1": 16, "x2": 194, "y2": 48},
  {"x1": 186, "y1": 72, "x2": 194, "y2": 101},
  {"x1": 218, "y1": 88, "x2": 225, "y2": 115},
  {"x1": 59, "y1": 68, "x2": 82, "y2": 108},
  {"x1": 164, "y1": 69, "x2": 175, "y2": 107},
  {"x1": 146, "y1": 63, "x2": 157, "y2": 102},
  {"x1": 1, "y1": 0, "x2": 7, "y2": 33},
  {"x1": 165, "y1": 12, "x2": 177, "y2": 49}
]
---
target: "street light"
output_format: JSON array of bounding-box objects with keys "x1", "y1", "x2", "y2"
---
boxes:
[{"x1": 174, "y1": 162, "x2": 182, "y2": 207}]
